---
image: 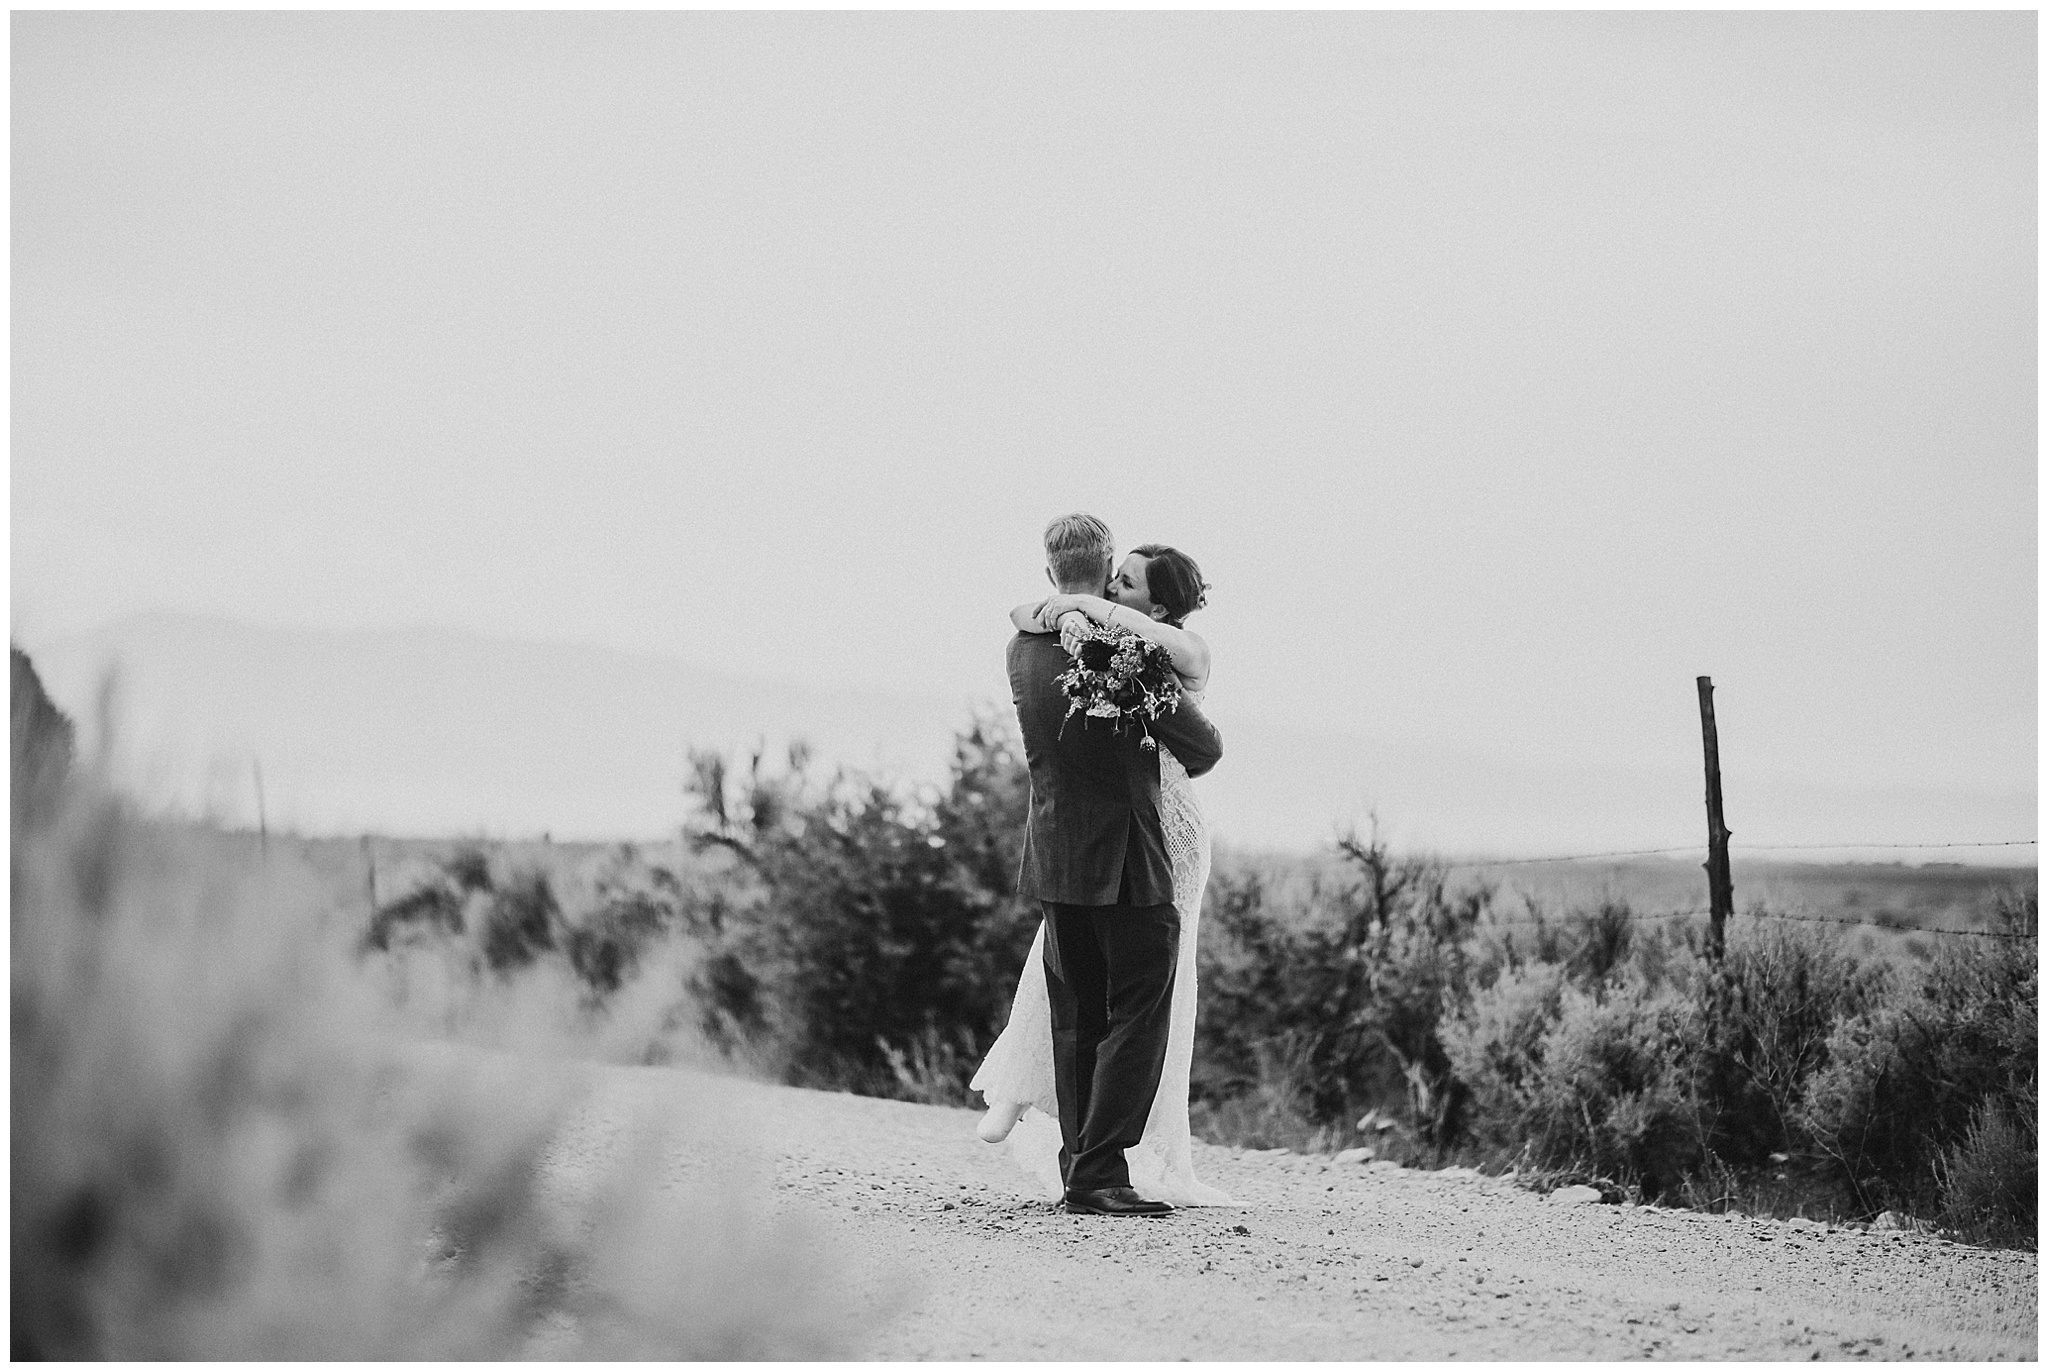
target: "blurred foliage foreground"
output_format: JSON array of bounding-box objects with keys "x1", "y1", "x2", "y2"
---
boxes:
[{"x1": 10, "y1": 650, "x2": 853, "y2": 1359}]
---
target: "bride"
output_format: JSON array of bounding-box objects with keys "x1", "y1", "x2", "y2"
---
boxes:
[{"x1": 969, "y1": 542, "x2": 1234, "y2": 1207}]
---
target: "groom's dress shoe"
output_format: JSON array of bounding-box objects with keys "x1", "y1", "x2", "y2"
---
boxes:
[{"x1": 1062, "y1": 1186, "x2": 1174, "y2": 1217}]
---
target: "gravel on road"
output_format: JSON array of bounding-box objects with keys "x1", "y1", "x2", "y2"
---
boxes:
[{"x1": 419, "y1": 1042, "x2": 2037, "y2": 1361}]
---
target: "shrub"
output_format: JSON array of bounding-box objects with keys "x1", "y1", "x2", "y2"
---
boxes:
[
  {"x1": 1935, "y1": 1090, "x2": 2036, "y2": 1246},
  {"x1": 357, "y1": 842, "x2": 766, "y2": 1072},
  {"x1": 878, "y1": 1025, "x2": 985, "y2": 1108},
  {"x1": 682, "y1": 715, "x2": 1040, "y2": 1099},
  {"x1": 364, "y1": 852, "x2": 565, "y2": 978},
  {"x1": 1466, "y1": 897, "x2": 1677, "y2": 1000},
  {"x1": 1186, "y1": 1034, "x2": 1340, "y2": 1153},
  {"x1": 683, "y1": 934, "x2": 772, "y2": 1055},
  {"x1": 443, "y1": 847, "x2": 492, "y2": 893},
  {"x1": 564, "y1": 868, "x2": 680, "y2": 996},
  {"x1": 361, "y1": 848, "x2": 493, "y2": 954},
  {"x1": 1440, "y1": 962, "x2": 1568, "y2": 1153},
  {"x1": 1196, "y1": 827, "x2": 1488, "y2": 1153},
  {"x1": 1522, "y1": 981, "x2": 1701, "y2": 1198},
  {"x1": 1566, "y1": 900, "x2": 1635, "y2": 985},
  {"x1": 478, "y1": 869, "x2": 560, "y2": 974},
  {"x1": 363, "y1": 882, "x2": 468, "y2": 952},
  {"x1": 12, "y1": 645, "x2": 75, "y2": 830},
  {"x1": 1684, "y1": 917, "x2": 1886, "y2": 1166},
  {"x1": 1797, "y1": 890, "x2": 2036, "y2": 1219}
]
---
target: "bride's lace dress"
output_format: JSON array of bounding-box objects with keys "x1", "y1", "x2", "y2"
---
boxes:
[{"x1": 968, "y1": 723, "x2": 1234, "y2": 1206}]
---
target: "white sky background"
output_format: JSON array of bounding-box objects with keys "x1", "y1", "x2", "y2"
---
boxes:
[{"x1": 12, "y1": 12, "x2": 2036, "y2": 809}]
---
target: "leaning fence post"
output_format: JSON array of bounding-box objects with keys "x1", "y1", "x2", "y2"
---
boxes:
[{"x1": 1697, "y1": 676, "x2": 1734, "y2": 957}]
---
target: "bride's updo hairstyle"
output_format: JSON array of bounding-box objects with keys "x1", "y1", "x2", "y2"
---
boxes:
[{"x1": 1131, "y1": 544, "x2": 1209, "y2": 627}]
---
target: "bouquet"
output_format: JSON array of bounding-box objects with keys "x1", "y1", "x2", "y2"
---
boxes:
[{"x1": 1054, "y1": 621, "x2": 1184, "y2": 750}]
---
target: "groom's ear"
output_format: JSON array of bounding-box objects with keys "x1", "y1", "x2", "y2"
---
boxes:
[{"x1": 1045, "y1": 565, "x2": 1056, "y2": 589}]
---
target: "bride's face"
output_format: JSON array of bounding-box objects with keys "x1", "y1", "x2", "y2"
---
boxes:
[{"x1": 1108, "y1": 554, "x2": 1161, "y2": 618}]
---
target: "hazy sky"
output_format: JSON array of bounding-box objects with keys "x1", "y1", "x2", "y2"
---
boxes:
[{"x1": 13, "y1": 12, "x2": 2036, "y2": 813}]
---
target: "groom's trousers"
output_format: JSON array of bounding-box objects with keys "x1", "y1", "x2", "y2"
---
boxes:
[{"x1": 1040, "y1": 883, "x2": 1180, "y2": 1193}]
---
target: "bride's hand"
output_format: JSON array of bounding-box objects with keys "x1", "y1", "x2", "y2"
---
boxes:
[
  {"x1": 1043, "y1": 592, "x2": 1112, "y2": 623},
  {"x1": 1034, "y1": 594, "x2": 1082, "y2": 632}
]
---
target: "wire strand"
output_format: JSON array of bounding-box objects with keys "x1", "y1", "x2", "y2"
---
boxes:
[
  {"x1": 1732, "y1": 839, "x2": 2037, "y2": 851},
  {"x1": 1477, "y1": 906, "x2": 2035, "y2": 939},
  {"x1": 1439, "y1": 838, "x2": 2035, "y2": 868},
  {"x1": 1484, "y1": 907, "x2": 1707, "y2": 927},
  {"x1": 1737, "y1": 910, "x2": 2035, "y2": 940},
  {"x1": 1443, "y1": 846, "x2": 1702, "y2": 868}
]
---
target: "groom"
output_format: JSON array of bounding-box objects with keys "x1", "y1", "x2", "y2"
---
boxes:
[{"x1": 1008, "y1": 512, "x2": 1223, "y2": 1217}]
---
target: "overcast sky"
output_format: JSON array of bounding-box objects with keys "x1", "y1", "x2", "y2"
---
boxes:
[{"x1": 12, "y1": 12, "x2": 2036, "y2": 819}]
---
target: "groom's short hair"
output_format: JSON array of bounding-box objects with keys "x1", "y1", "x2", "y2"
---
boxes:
[{"x1": 1044, "y1": 512, "x2": 1114, "y2": 589}]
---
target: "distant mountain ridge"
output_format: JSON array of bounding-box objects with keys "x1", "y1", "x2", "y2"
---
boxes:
[
  {"x1": 27, "y1": 611, "x2": 964, "y2": 842},
  {"x1": 19, "y1": 611, "x2": 2035, "y2": 861}
]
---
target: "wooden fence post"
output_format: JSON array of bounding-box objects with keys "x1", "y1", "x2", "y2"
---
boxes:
[
  {"x1": 363, "y1": 835, "x2": 378, "y2": 914},
  {"x1": 253, "y1": 759, "x2": 268, "y2": 861},
  {"x1": 1696, "y1": 676, "x2": 1734, "y2": 957}
]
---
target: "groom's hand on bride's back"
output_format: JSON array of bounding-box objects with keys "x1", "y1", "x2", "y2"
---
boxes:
[{"x1": 1156, "y1": 693, "x2": 1222, "y2": 778}]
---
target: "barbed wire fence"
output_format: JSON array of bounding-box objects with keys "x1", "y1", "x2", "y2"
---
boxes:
[
  {"x1": 1443, "y1": 839, "x2": 2037, "y2": 869},
  {"x1": 1401, "y1": 678, "x2": 2040, "y2": 946},
  {"x1": 1431, "y1": 839, "x2": 2037, "y2": 940},
  {"x1": 1459, "y1": 901, "x2": 2037, "y2": 941}
]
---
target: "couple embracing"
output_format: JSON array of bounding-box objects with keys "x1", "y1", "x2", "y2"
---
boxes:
[{"x1": 970, "y1": 512, "x2": 1233, "y2": 1216}]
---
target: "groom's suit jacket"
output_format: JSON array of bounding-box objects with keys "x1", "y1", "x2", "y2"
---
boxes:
[{"x1": 1007, "y1": 630, "x2": 1223, "y2": 907}]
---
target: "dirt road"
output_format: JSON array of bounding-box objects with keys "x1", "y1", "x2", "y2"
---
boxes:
[{"x1": 488, "y1": 1047, "x2": 2035, "y2": 1360}]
